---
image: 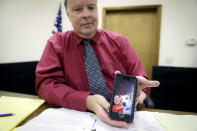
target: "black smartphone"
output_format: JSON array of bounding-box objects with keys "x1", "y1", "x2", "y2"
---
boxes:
[{"x1": 109, "y1": 73, "x2": 137, "y2": 123}]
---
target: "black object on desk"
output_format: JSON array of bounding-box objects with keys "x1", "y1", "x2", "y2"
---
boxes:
[
  {"x1": 145, "y1": 66, "x2": 197, "y2": 113},
  {"x1": 0, "y1": 61, "x2": 38, "y2": 95}
]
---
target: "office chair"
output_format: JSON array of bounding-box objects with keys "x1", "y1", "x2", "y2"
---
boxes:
[{"x1": 144, "y1": 66, "x2": 197, "y2": 113}]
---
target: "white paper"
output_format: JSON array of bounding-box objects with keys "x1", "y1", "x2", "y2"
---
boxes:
[
  {"x1": 16, "y1": 109, "x2": 165, "y2": 131},
  {"x1": 155, "y1": 113, "x2": 197, "y2": 131},
  {"x1": 93, "y1": 111, "x2": 165, "y2": 131},
  {"x1": 16, "y1": 108, "x2": 96, "y2": 131}
]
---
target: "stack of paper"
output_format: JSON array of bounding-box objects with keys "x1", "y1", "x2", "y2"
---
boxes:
[
  {"x1": 13, "y1": 106, "x2": 197, "y2": 131},
  {"x1": 93, "y1": 111, "x2": 165, "y2": 131},
  {"x1": 155, "y1": 113, "x2": 197, "y2": 131},
  {"x1": 15, "y1": 109, "x2": 165, "y2": 131},
  {"x1": 15, "y1": 108, "x2": 96, "y2": 131},
  {"x1": 0, "y1": 96, "x2": 45, "y2": 131}
]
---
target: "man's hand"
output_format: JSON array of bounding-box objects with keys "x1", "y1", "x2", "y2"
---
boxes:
[
  {"x1": 135, "y1": 76, "x2": 160, "y2": 105},
  {"x1": 114, "y1": 71, "x2": 160, "y2": 106},
  {"x1": 135, "y1": 90, "x2": 147, "y2": 105},
  {"x1": 86, "y1": 94, "x2": 132, "y2": 127}
]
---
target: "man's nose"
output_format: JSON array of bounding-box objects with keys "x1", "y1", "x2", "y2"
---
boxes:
[{"x1": 82, "y1": 8, "x2": 90, "y2": 18}]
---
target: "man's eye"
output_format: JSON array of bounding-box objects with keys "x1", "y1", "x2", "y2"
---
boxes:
[
  {"x1": 74, "y1": 8, "x2": 82, "y2": 12},
  {"x1": 88, "y1": 6, "x2": 95, "y2": 10}
]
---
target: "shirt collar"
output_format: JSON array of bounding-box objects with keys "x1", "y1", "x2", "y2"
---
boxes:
[
  {"x1": 72, "y1": 29, "x2": 103, "y2": 46},
  {"x1": 72, "y1": 32, "x2": 83, "y2": 46},
  {"x1": 92, "y1": 29, "x2": 102, "y2": 45}
]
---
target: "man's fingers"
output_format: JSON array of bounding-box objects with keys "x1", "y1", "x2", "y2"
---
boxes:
[
  {"x1": 115, "y1": 70, "x2": 121, "y2": 75},
  {"x1": 136, "y1": 76, "x2": 160, "y2": 88},
  {"x1": 107, "y1": 119, "x2": 132, "y2": 127},
  {"x1": 135, "y1": 96, "x2": 139, "y2": 106},
  {"x1": 95, "y1": 101, "x2": 132, "y2": 127},
  {"x1": 104, "y1": 114, "x2": 133, "y2": 127},
  {"x1": 135, "y1": 91, "x2": 146, "y2": 106},
  {"x1": 145, "y1": 80, "x2": 160, "y2": 87},
  {"x1": 96, "y1": 95, "x2": 110, "y2": 112}
]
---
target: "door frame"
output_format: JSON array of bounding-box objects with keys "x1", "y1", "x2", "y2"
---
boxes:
[{"x1": 102, "y1": 5, "x2": 162, "y2": 66}]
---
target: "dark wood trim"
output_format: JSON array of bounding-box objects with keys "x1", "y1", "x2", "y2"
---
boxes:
[{"x1": 155, "y1": 5, "x2": 162, "y2": 65}]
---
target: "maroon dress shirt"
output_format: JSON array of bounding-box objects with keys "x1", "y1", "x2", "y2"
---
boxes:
[{"x1": 36, "y1": 29, "x2": 147, "y2": 112}]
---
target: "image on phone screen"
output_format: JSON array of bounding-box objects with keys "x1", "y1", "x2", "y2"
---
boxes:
[
  {"x1": 112, "y1": 75, "x2": 135, "y2": 115},
  {"x1": 109, "y1": 74, "x2": 136, "y2": 122}
]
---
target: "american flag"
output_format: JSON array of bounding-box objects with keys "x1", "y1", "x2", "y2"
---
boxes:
[{"x1": 52, "y1": 2, "x2": 62, "y2": 34}]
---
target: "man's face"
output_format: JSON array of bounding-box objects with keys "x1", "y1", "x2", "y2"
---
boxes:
[{"x1": 66, "y1": 0, "x2": 98, "y2": 39}]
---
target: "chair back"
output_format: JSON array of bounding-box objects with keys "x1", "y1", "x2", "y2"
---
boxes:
[
  {"x1": 0, "y1": 61, "x2": 38, "y2": 95},
  {"x1": 150, "y1": 66, "x2": 197, "y2": 112}
]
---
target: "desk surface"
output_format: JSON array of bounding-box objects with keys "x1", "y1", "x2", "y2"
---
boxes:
[{"x1": 1, "y1": 90, "x2": 197, "y2": 127}]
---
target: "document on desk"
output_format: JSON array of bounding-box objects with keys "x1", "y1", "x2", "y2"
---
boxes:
[
  {"x1": 16, "y1": 109, "x2": 165, "y2": 131},
  {"x1": 15, "y1": 108, "x2": 96, "y2": 131},
  {"x1": 0, "y1": 96, "x2": 45, "y2": 131},
  {"x1": 155, "y1": 113, "x2": 197, "y2": 131},
  {"x1": 93, "y1": 111, "x2": 165, "y2": 131}
]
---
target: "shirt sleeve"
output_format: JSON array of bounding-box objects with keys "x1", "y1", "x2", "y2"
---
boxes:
[
  {"x1": 120, "y1": 36, "x2": 148, "y2": 93},
  {"x1": 36, "y1": 34, "x2": 90, "y2": 112}
]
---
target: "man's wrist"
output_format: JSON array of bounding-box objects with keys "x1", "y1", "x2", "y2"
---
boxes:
[{"x1": 86, "y1": 95, "x2": 96, "y2": 112}]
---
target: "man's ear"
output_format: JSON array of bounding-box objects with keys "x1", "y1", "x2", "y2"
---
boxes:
[
  {"x1": 66, "y1": 9, "x2": 69, "y2": 17},
  {"x1": 66, "y1": 11, "x2": 71, "y2": 21},
  {"x1": 66, "y1": 10, "x2": 68, "y2": 16}
]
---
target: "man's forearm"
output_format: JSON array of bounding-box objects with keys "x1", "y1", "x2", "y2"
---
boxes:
[{"x1": 36, "y1": 78, "x2": 91, "y2": 111}]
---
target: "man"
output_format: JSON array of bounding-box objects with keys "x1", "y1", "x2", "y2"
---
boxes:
[{"x1": 36, "y1": 0, "x2": 160, "y2": 127}]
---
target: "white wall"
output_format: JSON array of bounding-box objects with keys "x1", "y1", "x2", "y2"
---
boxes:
[{"x1": 0, "y1": 0, "x2": 197, "y2": 67}]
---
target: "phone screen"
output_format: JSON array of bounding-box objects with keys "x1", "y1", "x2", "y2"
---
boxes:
[{"x1": 109, "y1": 74, "x2": 137, "y2": 123}]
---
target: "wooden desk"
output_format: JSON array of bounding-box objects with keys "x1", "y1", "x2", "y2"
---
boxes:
[{"x1": 1, "y1": 90, "x2": 197, "y2": 127}]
